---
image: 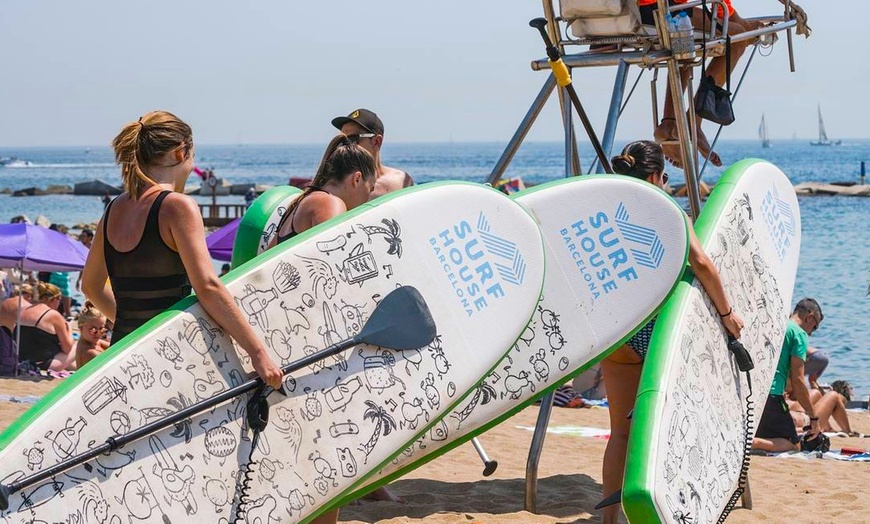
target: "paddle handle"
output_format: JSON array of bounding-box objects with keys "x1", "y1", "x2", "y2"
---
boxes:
[
  {"x1": 528, "y1": 18, "x2": 612, "y2": 173},
  {"x1": 0, "y1": 336, "x2": 359, "y2": 511}
]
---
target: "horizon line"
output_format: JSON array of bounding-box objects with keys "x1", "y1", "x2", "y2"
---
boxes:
[{"x1": 3, "y1": 137, "x2": 868, "y2": 150}]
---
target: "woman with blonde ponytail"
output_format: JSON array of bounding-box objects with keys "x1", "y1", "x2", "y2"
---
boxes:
[
  {"x1": 82, "y1": 111, "x2": 282, "y2": 389},
  {"x1": 271, "y1": 134, "x2": 376, "y2": 247},
  {"x1": 598, "y1": 140, "x2": 745, "y2": 524}
]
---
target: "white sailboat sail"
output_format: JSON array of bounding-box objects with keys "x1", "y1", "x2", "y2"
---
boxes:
[
  {"x1": 759, "y1": 114, "x2": 771, "y2": 148},
  {"x1": 811, "y1": 104, "x2": 841, "y2": 146}
]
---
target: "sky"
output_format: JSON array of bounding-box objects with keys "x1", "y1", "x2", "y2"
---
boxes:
[{"x1": 0, "y1": 0, "x2": 858, "y2": 147}]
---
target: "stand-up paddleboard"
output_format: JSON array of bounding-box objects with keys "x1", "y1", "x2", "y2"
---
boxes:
[
  {"x1": 0, "y1": 181, "x2": 545, "y2": 524},
  {"x1": 231, "y1": 185, "x2": 302, "y2": 268},
  {"x1": 336, "y1": 175, "x2": 691, "y2": 504},
  {"x1": 623, "y1": 159, "x2": 801, "y2": 524}
]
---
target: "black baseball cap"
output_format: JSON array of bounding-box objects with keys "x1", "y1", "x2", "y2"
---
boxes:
[{"x1": 331, "y1": 108, "x2": 384, "y2": 135}]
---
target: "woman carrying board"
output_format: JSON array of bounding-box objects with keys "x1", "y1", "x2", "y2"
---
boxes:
[
  {"x1": 600, "y1": 140, "x2": 745, "y2": 524},
  {"x1": 82, "y1": 110, "x2": 283, "y2": 390}
]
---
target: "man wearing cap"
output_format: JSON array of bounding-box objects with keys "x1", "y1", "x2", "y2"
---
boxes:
[{"x1": 332, "y1": 108, "x2": 413, "y2": 200}]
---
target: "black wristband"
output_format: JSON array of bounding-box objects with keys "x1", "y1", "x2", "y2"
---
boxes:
[{"x1": 718, "y1": 307, "x2": 733, "y2": 318}]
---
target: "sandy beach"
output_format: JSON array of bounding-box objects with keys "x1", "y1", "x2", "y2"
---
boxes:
[{"x1": 1, "y1": 377, "x2": 867, "y2": 523}]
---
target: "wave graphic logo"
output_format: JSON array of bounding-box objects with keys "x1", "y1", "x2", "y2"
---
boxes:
[
  {"x1": 761, "y1": 186, "x2": 796, "y2": 262},
  {"x1": 476, "y1": 212, "x2": 526, "y2": 286},
  {"x1": 614, "y1": 203, "x2": 665, "y2": 269}
]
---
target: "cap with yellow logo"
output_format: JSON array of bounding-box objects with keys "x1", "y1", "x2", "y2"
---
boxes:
[{"x1": 331, "y1": 108, "x2": 384, "y2": 135}]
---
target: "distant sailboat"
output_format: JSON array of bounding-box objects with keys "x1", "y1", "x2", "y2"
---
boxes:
[
  {"x1": 810, "y1": 105, "x2": 841, "y2": 146},
  {"x1": 759, "y1": 114, "x2": 771, "y2": 148}
]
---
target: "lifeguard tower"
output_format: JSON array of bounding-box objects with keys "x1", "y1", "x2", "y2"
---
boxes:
[{"x1": 485, "y1": 0, "x2": 810, "y2": 520}]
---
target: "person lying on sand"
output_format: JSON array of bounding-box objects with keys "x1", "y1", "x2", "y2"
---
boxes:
[{"x1": 787, "y1": 379, "x2": 858, "y2": 436}]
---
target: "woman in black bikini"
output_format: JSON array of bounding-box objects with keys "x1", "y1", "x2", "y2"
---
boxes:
[
  {"x1": 268, "y1": 135, "x2": 375, "y2": 524},
  {"x1": 82, "y1": 111, "x2": 282, "y2": 390},
  {"x1": 599, "y1": 140, "x2": 744, "y2": 524},
  {"x1": 17, "y1": 282, "x2": 76, "y2": 371},
  {"x1": 272, "y1": 134, "x2": 376, "y2": 247}
]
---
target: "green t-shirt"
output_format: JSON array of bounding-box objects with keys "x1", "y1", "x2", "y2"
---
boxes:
[{"x1": 769, "y1": 320, "x2": 808, "y2": 395}]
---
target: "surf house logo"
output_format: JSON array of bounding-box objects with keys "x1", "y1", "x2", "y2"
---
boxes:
[
  {"x1": 760, "y1": 187, "x2": 796, "y2": 262},
  {"x1": 559, "y1": 203, "x2": 663, "y2": 301},
  {"x1": 429, "y1": 212, "x2": 526, "y2": 317}
]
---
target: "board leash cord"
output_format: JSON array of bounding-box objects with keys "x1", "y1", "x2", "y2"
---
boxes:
[
  {"x1": 232, "y1": 384, "x2": 272, "y2": 524},
  {"x1": 717, "y1": 337, "x2": 755, "y2": 524}
]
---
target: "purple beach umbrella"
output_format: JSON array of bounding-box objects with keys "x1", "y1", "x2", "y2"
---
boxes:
[
  {"x1": 0, "y1": 223, "x2": 88, "y2": 272},
  {"x1": 0, "y1": 223, "x2": 89, "y2": 374},
  {"x1": 205, "y1": 218, "x2": 240, "y2": 262}
]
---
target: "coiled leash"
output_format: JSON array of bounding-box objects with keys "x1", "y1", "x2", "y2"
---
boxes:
[
  {"x1": 232, "y1": 384, "x2": 274, "y2": 524},
  {"x1": 717, "y1": 336, "x2": 755, "y2": 523}
]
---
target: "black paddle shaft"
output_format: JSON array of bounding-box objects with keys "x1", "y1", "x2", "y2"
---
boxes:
[
  {"x1": 0, "y1": 285, "x2": 436, "y2": 511},
  {"x1": 529, "y1": 18, "x2": 613, "y2": 173},
  {"x1": 0, "y1": 336, "x2": 360, "y2": 510}
]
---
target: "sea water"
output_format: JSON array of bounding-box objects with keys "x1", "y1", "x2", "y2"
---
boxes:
[{"x1": 0, "y1": 140, "x2": 867, "y2": 396}]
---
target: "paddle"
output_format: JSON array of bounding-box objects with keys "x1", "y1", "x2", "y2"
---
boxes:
[
  {"x1": 0, "y1": 285, "x2": 436, "y2": 511},
  {"x1": 528, "y1": 17, "x2": 613, "y2": 173}
]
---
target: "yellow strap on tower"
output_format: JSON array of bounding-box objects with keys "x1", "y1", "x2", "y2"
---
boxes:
[{"x1": 549, "y1": 59, "x2": 571, "y2": 87}]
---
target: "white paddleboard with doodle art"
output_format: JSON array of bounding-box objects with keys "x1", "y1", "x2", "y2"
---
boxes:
[
  {"x1": 0, "y1": 181, "x2": 545, "y2": 524},
  {"x1": 341, "y1": 175, "x2": 691, "y2": 503},
  {"x1": 623, "y1": 159, "x2": 801, "y2": 524}
]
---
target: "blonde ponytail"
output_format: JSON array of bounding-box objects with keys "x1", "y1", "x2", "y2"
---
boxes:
[
  {"x1": 112, "y1": 111, "x2": 193, "y2": 200},
  {"x1": 36, "y1": 282, "x2": 61, "y2": 303}
]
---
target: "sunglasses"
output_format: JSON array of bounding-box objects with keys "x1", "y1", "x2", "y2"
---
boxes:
[
  {"x1": 661, "y1": 172, "x2": 669, "y2": 184},
  {"x1": 87, "y1": 325, "x2": 107, "y2": 334},
  {"x1": 346, "y1": 133, "x2": 376, "y2": 144},
  {"x1": 807, "y1": 312, "x2": 822, "y2": 335}
]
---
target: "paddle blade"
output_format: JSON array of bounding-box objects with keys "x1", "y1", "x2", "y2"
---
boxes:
[{"x1": 358, "y1": 286, "x2": 436, "y2": 350}]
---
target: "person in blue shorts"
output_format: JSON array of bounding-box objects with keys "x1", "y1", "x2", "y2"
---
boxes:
[{"x1": 753, "y1": 298, "x2": 824, "y2": 452}]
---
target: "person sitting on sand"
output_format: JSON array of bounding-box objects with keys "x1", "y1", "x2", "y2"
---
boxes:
[
  {"x1": 268, "y1": 133, "x2": 377, "y2": 524},
  {"x1": 0, "y1": 284, "x2": 34, "y2": 375},
  {"x1": 752, "y1": 298, "x2": 824, "y2": 452},
  {"x1": 0, "y1": 283, "x2": 33, "y2": 334},
  {"x1": 75, "y1": 301, "x2": 109, "y2": 368},
  {"x1": 640, "y1": 0, "x2": 764, "y2": 168},
  {"x1": 82, "y1": 110, "x2": 282, "y2": 390},
  {"x1": 17, "y1": 282, "x2": 77, "y2": 371},
  {"x1": 787, "y1": 379, "x2": 856, "y2": 436},
  {"x1": 599, "y1": 140, "x2": 744, "y2": 524},
  {"x1": 331, "y1": 108, "x2": 413, "y2": 200}
]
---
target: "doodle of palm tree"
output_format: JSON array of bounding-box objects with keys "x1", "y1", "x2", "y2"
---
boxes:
[
  {"x1": 359, "y1": 219, "x2": 403, "y2": 257},
  {"x1": 360, "y1": 400, "x2": 397, "y2": 464},
  {"x1": 451, "y1": 382, "x2": 497, "y2": 428}
]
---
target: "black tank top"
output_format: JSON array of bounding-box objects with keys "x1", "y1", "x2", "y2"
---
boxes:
[
  {"x1": 275, "y1": 188, "x2": 326, "y2": 245},
  {"x1": 104, "y1": 191, "x2": 191, "y2": 344},
  {"x1": 18, "y1": 308, "x2": 61, "y2": 369}
]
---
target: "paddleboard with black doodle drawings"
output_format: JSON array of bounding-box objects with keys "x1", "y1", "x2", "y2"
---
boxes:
[
  {"x1": 623, "y1": 159, "x2": 801, "y2": 524},
  {"x1": 341, "y1": 175, "x2": 691, "y2": 503},
  {"x1": 231, "y1": 185, "x2": 302, "y2": 268},
  {"x1": 0, "y1": 181, "x2": 545, "y2": 524}
]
